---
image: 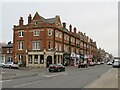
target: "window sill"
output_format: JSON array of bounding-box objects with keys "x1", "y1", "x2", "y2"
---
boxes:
[
  {"x1": 18, "y1": 49, "x2": 23, "y2": 50},
  {"x1": 19, "y1": 36, "x2": 23, "y2": 37}
]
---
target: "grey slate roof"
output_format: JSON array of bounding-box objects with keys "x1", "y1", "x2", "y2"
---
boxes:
[
  {"x1": 40, "y1": 16, "x2": 56, "y2": 24},
  {"x1": 2, "y1": 43, "x2": 13, "y2": 48}
]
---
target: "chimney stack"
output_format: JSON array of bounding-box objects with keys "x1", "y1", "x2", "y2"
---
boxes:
[
  {"x1": 69, "y1": 24, "x2": 72, "y2": 32},
  {"x1": 28, "y1": 14, "x2": 32, "y2": 24},
  {"x1": 73, "y1": 27, "x2": 77, "y2": 34},
  {"x1": 19, "y1": 17, "x2": 24, "y2": 26},
  {"x1": 62, "y1": 22, "x2": 66, "y2": 28}
]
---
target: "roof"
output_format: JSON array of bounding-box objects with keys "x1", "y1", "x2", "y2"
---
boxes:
[
  {"x1": 2, "y1": 43, "x2": 13, "y2": 48},
  {"x1": 33, "y1": 12, "x2": 56, "y2": 24}
]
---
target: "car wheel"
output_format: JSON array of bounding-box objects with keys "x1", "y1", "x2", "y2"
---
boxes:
[
  {"x1": 2, "y1": 65, "x2": 4, "y2": 68},
  {"x1": 9, "y1": 66, "x2": 12, "y2": 69}
]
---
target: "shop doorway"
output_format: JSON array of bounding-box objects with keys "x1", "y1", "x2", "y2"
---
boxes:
[{"x1": 46, "y1": 56, "x2": 52, "y2": 68}]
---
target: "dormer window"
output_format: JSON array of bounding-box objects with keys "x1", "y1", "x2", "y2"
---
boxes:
[
  {"x1": 34, "y1": 22, "x2": 38, "y2": 25},
  {"x1": 18, "y1": 31, "x2": 23, "y2": 37}
]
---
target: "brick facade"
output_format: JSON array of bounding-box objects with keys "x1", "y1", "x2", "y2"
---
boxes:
[
  {"x1": 13, "y1": 12, "x2": 97, "y2": 68},
  {"x1": 2, "y1": 42, "x2": 13, "y2": 63}
]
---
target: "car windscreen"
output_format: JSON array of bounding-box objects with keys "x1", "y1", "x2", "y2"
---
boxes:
[
  {"x1": 114, "y1": 61, "x2": 119, "y2": 64},
  {"x1": 5, "y1": 62, "x2": 12, "y2": 64}
]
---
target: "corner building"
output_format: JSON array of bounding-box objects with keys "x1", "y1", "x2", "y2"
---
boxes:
[{"x1": 13, "y1": 12, "x2": 97, "y2": 68}]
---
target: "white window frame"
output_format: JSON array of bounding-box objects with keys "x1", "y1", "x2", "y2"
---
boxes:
[
  {"x1": 33, "y1": 30, "x2": 39, "y2": 36},
  {"x1": 7, "y1": 49, "x2": 9, "y2": 53},
  {"x1": 59, "y1": 32, "x2": 62, "y2": 38},
  {"x1": 32, "y1": 41, "x2": 40, "y2": 50},
  {"x1": 48, "y1": 41, "x2": 51, "y2": 50},
  {"x1": 55, "y1": 31, "x2": 58, "y2": 37},
  {"x1": 48, "y1": 30, "x2": 52, "y2": 36},
  {"x1": 18, "y1": 31, "x2": 23, "y2": 37},
  {"x1": 55, "y1": 42, "x2": 58, "y2": 51},
  {"x1": 59, "y1": 44, "x2": 62, "y2": 51},
  {"x1": 67, "y1": 36, "x2": 69, "y2": 41},
  {"x1": 18, "y1": 42, "x2": 23, "y2": 50}
]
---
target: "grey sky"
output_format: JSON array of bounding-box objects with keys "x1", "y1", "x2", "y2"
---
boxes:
[{"x1": 1, "y1": 1, "x2": 118, "y2": 56}]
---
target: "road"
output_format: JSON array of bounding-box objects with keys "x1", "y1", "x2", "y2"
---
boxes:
[{"x1": 1, "y1": 64, "x2": 117, "y2": 88}]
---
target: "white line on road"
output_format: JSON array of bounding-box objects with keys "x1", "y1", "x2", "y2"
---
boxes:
[
  {"x1": 13, "y1": 80, "x2": 44, "y2": 88},
  {"x1": 43, "y1": 72, "x2": 68, "y2": 77},
  {"x1": 0, "y1": 80, "x2": 12, "y2": 82}
]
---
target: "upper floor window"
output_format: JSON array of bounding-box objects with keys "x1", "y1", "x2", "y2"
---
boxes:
[
  {"x1": 18, "y1": 55, "x2": 23, "y2": 63},
  {"x1": 67, "y1": 36, "x2": 69, "y2": 41},
  {"x1": 18, "y1": 31, "x2": 23, "y2": 37},
  {"x1": 59, "y1": 32, "x2": 62, "y2": 38},
  {"x1": 48, "y1": 30, "x2": 52, "y2": 36},
  {"x1": 18, "y1": 42, "x2": 23, "y2": 50},
  {"x1": 7, "y1": 48, "x2": 10, "y2": 53},
  {"x1": 59, "y1": 44, "x2": 62, "y2": 51},
  {"x1": 32, "y1": 41, "x2": 40, "y2": 50},
  {"x1": 55, "y1": 31, "x2": 58, "y2": 37},
  {"x1": 48, "y1": 41, "x2": 51, "y2": 49},
  {"x1": 55, "y1": 42, "x2": 58, "y2": 51},
  {"x1": 64, "y1": 35, "x2": 66, "y2": 40},
  {"x1": 33, "y1": 30, "x2": 39, "y2": 36}
]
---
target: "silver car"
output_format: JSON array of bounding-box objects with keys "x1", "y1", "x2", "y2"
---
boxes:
[
  {"x1": 3, "y1": 62, "x2": 19, "y2": 69},
  {"x1": 113, "y1": 61, "x2": 120, "y2": 68}
]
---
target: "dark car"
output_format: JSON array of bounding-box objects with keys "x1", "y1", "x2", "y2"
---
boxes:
[
  {"x1": 48, "y1": 64, "x2": 65, "y2": 72},
  {"x1": 78, "y1": 61, "x2": 88, "y2": 68}
]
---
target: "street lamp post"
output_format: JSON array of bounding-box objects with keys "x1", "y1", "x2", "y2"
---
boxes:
[
  {"x1": 43, "y1": 48, "x2": 46, "y2": 68},
  {"x1": 26, "y1": 49, "x2": 28, "y2": 67}
]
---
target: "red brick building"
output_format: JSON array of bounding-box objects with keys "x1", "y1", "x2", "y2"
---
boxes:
[
  {"x1": 2, "y1": 42, "x2": 13, "y2": 63},
  {"x1": 13, "y1": 12, "x2": 97, "y2": 68}
]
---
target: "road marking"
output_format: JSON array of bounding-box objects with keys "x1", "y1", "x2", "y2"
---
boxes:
[
  {"x1": 0, "y1": 80, "x2": 12, "y2": 82},
  {"x1": 13, "y1": 80, "x2": 44, "y2": 88},
  {"x1": 43, "y1": 72, "x2": 68, "y2": 77}
]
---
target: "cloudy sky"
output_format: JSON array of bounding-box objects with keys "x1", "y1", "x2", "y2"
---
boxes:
[{"x1": 0, "y1": 0, "x2": 118, "y2": 56}]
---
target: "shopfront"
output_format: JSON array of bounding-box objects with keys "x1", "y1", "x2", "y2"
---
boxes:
[{"x1": 63, "y1": 52, "x2": 70, "y2": 66}]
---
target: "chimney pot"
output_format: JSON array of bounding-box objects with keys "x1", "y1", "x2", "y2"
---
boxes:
[
  {"x1": 19, "y1": 17, "x2": 24, "y2": 26},
  {"x1": 69, "y1": 24, "x2": 72, "y2": 32},
  {"x1": 62, "y1": 22, "x2": 66, "y2": 28},
  {"x1": 28, "y1": 14, "x2": 32, "y2": 24},
  {"x1": 74, "y1": 27, "x2": 77, "y2": 34}
]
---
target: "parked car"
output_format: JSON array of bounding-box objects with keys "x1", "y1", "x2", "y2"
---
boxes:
[
  {"x1": 107, "y1": 61, "x2": 113, "y2": 65},
  {"x1": 101, "y1": 61, "x2": 105, "y2": 64},
  {"x1": 2, "y1": 62, "x2": 20, "y2": 69},
  {"x1": 113, "y1": 60, "x2": 120, "y2": 68},
  {"x1": 78, "y1": 61, "x2": 88, "y2": 68},
  {"x1": 48, "y1": 64, "x2": 65, "y2": 72},
  {"x1": 88, "y1": 62, "x2": 95, "y2": 66},
  {"x1": 96, "y1": 62, "x2": 101, "y2": 65}
]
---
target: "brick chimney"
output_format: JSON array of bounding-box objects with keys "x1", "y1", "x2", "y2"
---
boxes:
[
  {"x1": 62, "y1": 22, "x2": 66, "y2": 28},
  {"x1": 19, "y1": 17, "x2": 24, "y2": 26},
  {"x1": 73, "y1": 27, "x2": 77, "y2": 34},
  {"x1": 28, "y1": 14, "x2": 32, "y2": 24},
  {"x1": 69, "y1": 24, "x2": 72, "y2": 32}
]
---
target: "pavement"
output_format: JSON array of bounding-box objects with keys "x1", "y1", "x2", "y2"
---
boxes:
[{"x1": 85, "y1": 68, "x2": 119, "y2": 88}]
